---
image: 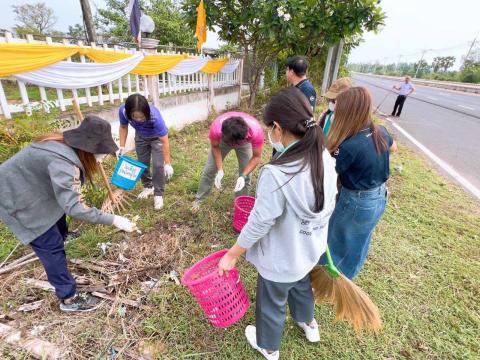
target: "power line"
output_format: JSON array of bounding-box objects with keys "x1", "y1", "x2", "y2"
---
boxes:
[{"x1": 355, "y1": 40, "x2": 473, "y2": 64}]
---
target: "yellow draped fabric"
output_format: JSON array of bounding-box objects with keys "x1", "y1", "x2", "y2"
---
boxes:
[
  {"x1": 130, "y1": 54, "x2": 188, "y2": 75},
  {"x1": 0, "y1": 43, "x2": 79, "y2": 77},
  {"x1": 85, "y1": 49, "x2": 187, "y2": 75},
  {"x1": 201, "y1": 59, "x2": 228, "y2": 74},
  {"x1": 0, "y1": 43, "x2": 229, "y2": 76},
  {"x1": 196, "y1": 0, "x2": 207, "y2": 51},
  {"x1": 83, "y1": 48, "x2": 132, "y2": 63}
]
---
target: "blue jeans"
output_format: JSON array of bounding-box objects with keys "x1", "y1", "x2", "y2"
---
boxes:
[
  {"x1": 30, "y1": 215, "x2": 76, "y2": 300},
  {"x1": 320, "y1": 183, "x2": 387, "y2": 279}
]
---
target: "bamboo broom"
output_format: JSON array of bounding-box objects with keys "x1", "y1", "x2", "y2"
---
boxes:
[{"x1": 310, "y1": 246, "x2": 382, "y2": 333}]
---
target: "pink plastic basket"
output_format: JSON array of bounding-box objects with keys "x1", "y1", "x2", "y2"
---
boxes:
[
  {"x1": 181, "y1": 249, "x2": 250, "y2": 328},
  {"x1": 233, "y1": 196, "x2": 255, "y2": 233}
]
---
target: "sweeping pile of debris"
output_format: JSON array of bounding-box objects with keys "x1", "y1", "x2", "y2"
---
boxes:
[{"x1": 0, "y1": 223, "x2": 191, "y2": 359}]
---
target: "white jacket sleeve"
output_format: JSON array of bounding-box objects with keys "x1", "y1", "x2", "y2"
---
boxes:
[
  {"x1": 237, "y1": 168, "x2": 285, "y2": 249},
  {"x1": 48, "y1": 161, "x2": 114, "y2": 225}
]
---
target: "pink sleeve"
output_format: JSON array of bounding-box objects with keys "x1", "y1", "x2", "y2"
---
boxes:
[
  {"x1": 208, "y1": 118, "x2": 222, "y2": 142},
  {"x1": 251, "y1": 123, "x2": 265, "y2": 149}
]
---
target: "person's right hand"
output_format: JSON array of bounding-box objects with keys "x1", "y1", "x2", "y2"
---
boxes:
[
  {"x1": 214, "y1": 170, "x2": 224, "y2": 189},
  {"x1": 116, "y1": 146, "x2": 125, "y2": 158},
  {"x1": 112, "y1": 215, "x2": 134, "y2": 232}
]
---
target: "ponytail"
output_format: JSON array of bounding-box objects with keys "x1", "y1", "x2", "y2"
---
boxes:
[{"x1": 264, "y1": 87, "x2": 325, "y2": 212}]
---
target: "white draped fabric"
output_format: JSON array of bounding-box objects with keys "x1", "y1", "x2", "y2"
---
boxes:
[
  {"x1": 220, "y1": 60, "x2": 241, "y2": 74},
  {"x1": 167, "y1": 57, "x2": 209, "y2": 76},
  {"x1": 15, "y1": 53, "x2": 144, "y2": 89},
  {"x1": 14, "y1": 54, "x2": 240, "y2": 89}
]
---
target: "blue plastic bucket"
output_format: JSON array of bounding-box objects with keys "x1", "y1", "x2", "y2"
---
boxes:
[{"x1": 111, "y1": 155, "x2": 147, "y2": 190}]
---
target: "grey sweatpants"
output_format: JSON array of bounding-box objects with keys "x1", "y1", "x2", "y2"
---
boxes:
[
  {"x1": 256, "y1": 273, "x2": 315, "y2": 351},
  {"x1": 135, "y1": 134, "x2": 165, "y2": 196},
  {"x1": 195, "y1": 141, "x2": 252, "y2": 201}
]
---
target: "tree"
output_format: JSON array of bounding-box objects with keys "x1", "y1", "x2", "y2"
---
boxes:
[
  {"x1": 432, "y1": 56, "x2": 455, "y2": 72},
  {"x1": 414, "y1": 59, "x2": 430, "y2": 77},
  {"x1": 12, "y1": 2, "x2": 57, "y2": 34},
  {"x1": 68, "y1": 24, "x2": 87, "y2": 41},
  {"x1": 182, "y1": 0, "x2": 385, "y2": 107},
  {"x1": 96, "y1": 0, "x2": 195, "y2": 47}
]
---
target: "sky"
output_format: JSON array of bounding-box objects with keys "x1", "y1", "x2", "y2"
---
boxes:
[
  {"x1": 0, "y1": 0, "x2": 478, "y2": 66},
  {"x1": 0, "y1": 0, "x2": 221, "y2": 49},
  {"x1": 348, "y1": 0, "x2": 480, "y2": 69}
]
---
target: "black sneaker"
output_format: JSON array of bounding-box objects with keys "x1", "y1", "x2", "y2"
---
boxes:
[{"x1": 59, "y1": 293, "x2": 102, "y2": 313}]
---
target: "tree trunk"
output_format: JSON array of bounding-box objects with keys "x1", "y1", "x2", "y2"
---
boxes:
[
  {"x1": 248, "y1": 68, "x2": 263, "y2": 108},
  {"x1": 80, "y1": 0, "x2": 96, "y2": 43}
]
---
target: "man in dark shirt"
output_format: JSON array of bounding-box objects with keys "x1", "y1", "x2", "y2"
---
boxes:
[{"x1": 286, "y1": 56, "x2": 317, "y2": 111}]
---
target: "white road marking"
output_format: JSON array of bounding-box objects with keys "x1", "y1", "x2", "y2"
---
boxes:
[
  {"x1": 457, "y1": 104, "x2": 475, "y2": 110},
  {"x1": 385, "y1": 117, "x2": 480, "y2": 200},
  {"x1": 427, "y1": 96, "x2": 438, "y2": 101}
]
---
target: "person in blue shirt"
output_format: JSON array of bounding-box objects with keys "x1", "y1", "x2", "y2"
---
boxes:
[
  {"x1": 271, "y1": 56, "x2": 318, "y2": 160},
  {"x1": 118, "y1": 94, "x2": 173, "y2": 210},
  {"x1": 322, "y1": 86, "x2": 397, "y2": 279},
  {"x1": 285, "y1": 56, "x2": 317, "y2": 111}
]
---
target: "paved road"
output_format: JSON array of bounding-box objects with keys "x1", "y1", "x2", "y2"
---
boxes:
[{"x1": 353, "y1": 73, "x2": 480, "y2": 197}]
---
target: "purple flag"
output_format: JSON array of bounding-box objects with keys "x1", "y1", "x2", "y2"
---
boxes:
[{"x1": 128, "y1": 0, "x2": 141, "y2": 43}]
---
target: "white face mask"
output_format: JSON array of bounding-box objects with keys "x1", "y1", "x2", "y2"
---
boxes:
[
  {"x1": 268, "y1": 125, "x2": 285, "y2": 153},
  {"x1": 95, "y1": 154, "x2": 108, "y2": 162},
  {"x1": 328, "y1": 101, "x2": 336, "y2": 112}
]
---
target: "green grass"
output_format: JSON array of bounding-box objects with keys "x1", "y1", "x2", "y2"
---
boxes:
[{"x1": 0, "y1": 117, "x2": 479, "y2": 359}]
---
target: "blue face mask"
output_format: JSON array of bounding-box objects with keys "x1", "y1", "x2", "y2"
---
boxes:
[{"x1": 268, "y1": 126, "x2": 285, "y2": 153}]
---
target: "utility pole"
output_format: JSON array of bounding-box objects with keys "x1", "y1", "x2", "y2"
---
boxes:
[
  {"x1": 321, "y1": 40, "x2": 344, "y2": 95},
  {"x1": 395, "y1": 55, "x2": 402, "y2": 73},
  {"x1": 463, "y1": 35, "x2": 478, "y2": 67},
  {"x1": 414, "y1": 49, "x2": 428, "y2": 78},
  {"x1": 80, "y1": 0, "x2": 97, "y2": 44}
]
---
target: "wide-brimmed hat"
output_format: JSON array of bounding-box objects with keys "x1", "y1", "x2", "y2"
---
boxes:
[
  {"x1": 63, "y1": 115, "x2": 118, "y2": 154},
  {"x1": 324, "y1": 77, "x2": 353, "y2": 99}
]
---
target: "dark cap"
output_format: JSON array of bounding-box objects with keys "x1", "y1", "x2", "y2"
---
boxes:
[{"x1": 63, "y1": 115, "x2": 118, "y2": 154}]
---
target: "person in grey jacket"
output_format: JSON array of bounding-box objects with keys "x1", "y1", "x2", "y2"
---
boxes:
[
  {"x1": 0, "y1": 116, "x2": 135, "y2": 313},
  {"x1": 218, "y1": 87, "x2": 337, "y2": 360}
]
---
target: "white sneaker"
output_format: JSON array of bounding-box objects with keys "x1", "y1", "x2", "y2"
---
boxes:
[
  {"x1": 245, "y1": 325, "x2": 279, "y2": 360},
  {"x1": 154, "y1": 196, "x2": 164, "y2": 210},
  {"x1": 138, "y1": 187, "x2": 154, "y2": 199},
  {"x1": 297, "y1": 319, "x2": 320, "y2": 342}
]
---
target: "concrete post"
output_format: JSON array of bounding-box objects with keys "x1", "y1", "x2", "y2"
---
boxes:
[
  {"x1": 331, "y1": 39, "x2": 344, "y2": 83},
  {"x1": 321, "y1": 40, "x2": 344, "y2": 95},
  {"x1": 142, "y1": 47, "x2": 160, "y2": 108},
  {"x1": 321, "y1": 46, "x2": 334, "y2": 95},
  {"x1": 207, "y1": 74, "x2": 215, "y2": 113}
]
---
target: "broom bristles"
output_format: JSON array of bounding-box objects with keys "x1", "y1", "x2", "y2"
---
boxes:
[{"x1": 310, "y1": 265, "x2": 382, "y2": 333}]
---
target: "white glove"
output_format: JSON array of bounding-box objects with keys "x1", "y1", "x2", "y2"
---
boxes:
[
  {"x1": 214, "y1": 170, "x2": 224, "y2": 190},
  {"x1": 116, "y1": 146, "x2": 125, "y2": 157},
  {"x1": 164, "y1": 163, "x2": 174, "y2": 180},
  {"x1": 112, "y1": 215, "x2": 134, "y2": 232},
  {"x1": 234, "y1": 176, "x2": 246, "y2": 192}
]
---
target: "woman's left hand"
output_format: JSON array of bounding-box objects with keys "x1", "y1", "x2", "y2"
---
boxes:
[
  {"x1": 218, "y1": 252, "x2": 238, "y2": 276},
  {"x1": 164, "y1": 163, "x2": 174, "y2": 180}
]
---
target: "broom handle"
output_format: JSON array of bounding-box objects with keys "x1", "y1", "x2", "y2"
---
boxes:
[
  {"x1": 72, "y1": 100, "x2": 84, "y2": 121},
  {"x1": 98, "y1": 162, "x2": 117, "y2": 206}
]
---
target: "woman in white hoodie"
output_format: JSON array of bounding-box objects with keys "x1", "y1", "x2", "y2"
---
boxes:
[{"x1": 218, "y1": 87, "x2": 338, "y2": 360}]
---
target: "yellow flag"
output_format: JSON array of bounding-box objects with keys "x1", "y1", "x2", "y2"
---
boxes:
[{"x1": 196, "y1": 0, "x2": 207, "y2": 52}]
